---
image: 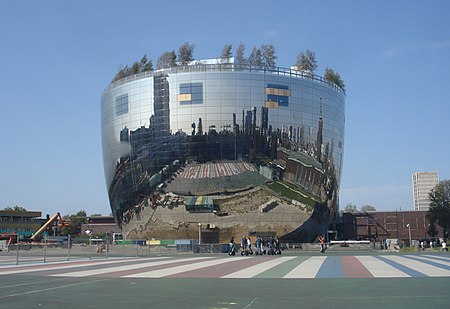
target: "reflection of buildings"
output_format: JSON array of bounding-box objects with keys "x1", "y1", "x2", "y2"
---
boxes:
[
  {"x1": 412, "y1": 171, "x2": 439, "y2": 211},
  {"x1": 101, "y1": 61, "x2": 345, "y2": 242}
]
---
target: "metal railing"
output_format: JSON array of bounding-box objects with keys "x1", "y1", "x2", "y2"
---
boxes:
[
  {"x1": 0, "y1": 237, "x2": 197, "y2": 266},
  {"x1": 104, "y1": 63, "x2": 345, "y2": 95}
]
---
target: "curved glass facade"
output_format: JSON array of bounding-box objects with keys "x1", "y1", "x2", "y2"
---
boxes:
[{"x1": 101, "y1": 64, "x2": 345, "y2": 242}]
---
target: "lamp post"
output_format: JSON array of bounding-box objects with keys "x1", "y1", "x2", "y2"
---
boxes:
[
  {"x1": 407, "y1": 224, "x2": 411, "y2": 247},
  {"x1": 85, "y1": 229, "x2": 92, "y2": 259},
  {"x1": 198, "y1": 223, "x2": 202, "y2": 245}
]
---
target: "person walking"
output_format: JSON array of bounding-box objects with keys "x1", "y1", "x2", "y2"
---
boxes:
[
  {"x1": 241, "y1": 236, "x2": 247, "y2": 255},
  {"x1": 229, "y1": 236, "x2": 235, "y2": 255},
  {"x1": 441, "y1": 240, "x2": 448, "y2": 252},
  {"x1": 319, "y1": 235, "x2": 325, "y2": 253},
  {"x1": 247, "y1": 237, "x2": 253, "y2": 255}
]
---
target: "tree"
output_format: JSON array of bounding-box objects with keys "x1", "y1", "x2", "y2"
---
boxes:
[
  {"x1": 343, "y1": 203, "x2": 357, "y2": 213},
  {"x1": 60, "y1": 210, "x2": 87, "y2": 236},
  {"x1": 3, "y1": 205, "x2": 27, "y2": 212},
  {"x1": 157, "y1": 50, "x2": 177, "y2": 70},
  {"x1": 427, "y1": 179, "x2": 450, "y2": 238},
  {"x1": 295, "y1": 49, "x2": 317, "y2": 74},
  {"x1": 140, "y1": 54, "x2": 153, "y2": 72},
  {"x1": 324, "y1": 67, "x2": 346, "y2": 92},
  {"x1": 221, "y1": 43, "x2": 233, "y2": 64},
  {"x1": 261, "y1": 44, "x2": 277, "y2": 68},
  {"x1": 178, "y1": 42, "x2": 195, "y2": 65},
  {"x1": 360, "y1": 205, "x2": 376, "y2": 212},
  {"x1": 235, "y1": 43, "x2": 246, "y2": 67},
  {"x1": 427, "y1": 223, "x2": 438, "y2": 238},
  {"x1": 248, "y1": 47, "x2": 263, "y2": 67},
  {"x1": 111, "y1": 65, "x2": 128, "y2": 82},
  {"x1": 139, "y1": 54, "x2": 148, "y2": 71},
  {"x1": 129, "y1": 61, "x2": 140, "y2": 75}
]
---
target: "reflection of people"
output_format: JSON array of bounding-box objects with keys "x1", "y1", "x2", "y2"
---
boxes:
[
  {"x1": 441, "y1": 241, "x2": 448, "y2": 252},
  {"x1": 385, "y1": 238, "x2": 391, "y2": 250}
]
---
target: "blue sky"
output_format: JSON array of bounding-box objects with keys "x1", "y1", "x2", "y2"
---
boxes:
[{"x1": 1, "y1": 1, "x2": 449, "y2": 216}]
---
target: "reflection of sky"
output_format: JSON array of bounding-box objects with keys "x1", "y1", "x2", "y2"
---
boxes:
[{"x1": 101, "y1": 69, "x2": 345, "y2": 187}]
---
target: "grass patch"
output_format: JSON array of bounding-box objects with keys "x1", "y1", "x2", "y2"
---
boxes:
[{"x1": 267, "y1": 181, "x2": 317, "y2": 209}]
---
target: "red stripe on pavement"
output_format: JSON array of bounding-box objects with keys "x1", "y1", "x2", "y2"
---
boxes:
[
  {"x1": 166, "y1": 256, "x2": 267, "y2": 278},
  {"x1": 342, "y1": 256, "x2": 373, "y2": 278}
]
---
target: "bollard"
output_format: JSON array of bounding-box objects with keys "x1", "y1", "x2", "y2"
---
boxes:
[
  {"x1": 16, "y1": 243, "x2": 19, "y2": 265},
  {"x1": 67, "y1": 235, "x2": 71, "y2": 261},
  {"x1": 43, "y1": 236, "x2": 47, "y2": 263}
]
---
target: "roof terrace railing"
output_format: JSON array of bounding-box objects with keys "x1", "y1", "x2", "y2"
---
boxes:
[{"x1": 105, "y1": 63, "x2": 345, "y2": 95}]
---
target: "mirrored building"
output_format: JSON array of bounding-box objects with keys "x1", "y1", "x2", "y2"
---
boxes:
[{"x1": 101, "y1": 61, "x2": 345, "y2": 242}]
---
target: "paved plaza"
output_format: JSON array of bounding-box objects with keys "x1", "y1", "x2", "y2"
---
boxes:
[{"x1": 0, "y1": 252, "x2": 449, "y2": 308}]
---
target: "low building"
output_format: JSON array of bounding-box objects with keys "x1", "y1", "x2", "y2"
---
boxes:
[
  {"x1": 341, "y1": 210, "x2": 444, "y2": 245},
  {"x1": 0, "y1": 210, "x2": 43, "y2": 240},
  {"x1": 80, "y1": 216, "x2": 120, "y2": 236}
]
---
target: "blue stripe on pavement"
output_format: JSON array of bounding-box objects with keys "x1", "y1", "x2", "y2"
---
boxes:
[
  {"x1": 403, "y1": 255, "x2": 450, "y2": 271},
  {"x1": 316, "y1": 256, "x2": 344, "y2": 278},
  {"x1": 375, "y1": 256, "x2": 426, "y2": 277}
]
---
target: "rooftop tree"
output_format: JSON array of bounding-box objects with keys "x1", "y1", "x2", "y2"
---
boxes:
[
  {"x1": 178, "y1": 42, "x2": 195, "y2": 65},
  {"x1": 140, "y1": 54, "x2": 153, "y2": 72},
  {"x1": 324, "y1": 67, "x2": 346, "y2": 92},
  {"x1": 261, "y1": 44, "x2": 277, "y2": 68},
  {"x1": 221, "y1": 43, "x2": 233, "y2": 64},
  {"x1": 235, "y1": 43, "x2": 246, "y2": 67},
  {"x1": 129, "y1": 61, "x2": 140, "y2": 75},
  {"x1": 111, "y1": 65, "x2": 129, "y2": 82},
  {"x1": 295, "y1": 49, "x2": 317, "y2": 74},
  {"x1": 248, "y1": 47, "x2": 263, "y2": 67},
  {"x1": 157, "y1": 50, "x2": 177, "y2": 70}
]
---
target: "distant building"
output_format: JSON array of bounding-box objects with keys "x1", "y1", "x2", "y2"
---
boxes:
[
  {"x1": 341, "y1": 210, "x2": 443, "y2": 245},
  {"x1": 412, "y1": 171, "x2": 439, "y2": 211},
  {"x1": 0, "y1": 210, "x2": 42, "y2": 240},
  {"x1": 80, "y1": 216, "x2": 120, "y2": 236}
]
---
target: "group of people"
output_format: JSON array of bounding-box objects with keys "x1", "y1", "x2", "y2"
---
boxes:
[{"x1": 228, "y1": 236, "x2": 281, "y2": 256}]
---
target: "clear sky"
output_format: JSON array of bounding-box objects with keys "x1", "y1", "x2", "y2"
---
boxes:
[{"x1": 1, "y1": 1, "x2": 449, "y2": 217}]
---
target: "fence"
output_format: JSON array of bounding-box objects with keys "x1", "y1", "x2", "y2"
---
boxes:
[{"x1": 0, "y1": 237, "x2": 199, "y2": 266}]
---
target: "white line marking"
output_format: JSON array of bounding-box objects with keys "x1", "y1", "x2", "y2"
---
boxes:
[
  {"x1": 356, "y1": 256, "x2": 409, "y2": 278},
  {"x1": 418, "y1": 256, "x2": 450, "y2": 266},
  {"x1": 0, "y1": 257, "x2": 170, "y2": 276},
  {"x1": 222, "y1": 257, "x2": 296, "y2": 278},
  {"x1": 51, "y1": 256, "x2": 211, "y2": 277},
  {"x1": 283, "y1": 256, "x2": 326, "y2": 278},
  {"x1": 0, "y1": 279, "x2": 108, "y2": 299},
  {"x1": 383, "y1": 255, "x2": 450, "y2": 277},
  {"x1": 244, "y1": 297, "x2": 258, "y2": 308},
  {"x1": 123, "y1": 257, "x2": 251, "y2": 278}
]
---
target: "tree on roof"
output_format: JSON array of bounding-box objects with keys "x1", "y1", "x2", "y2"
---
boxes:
[
  {"x1": 157, "y1": 50, "x2": 177, "y2": 70},
  {"x1": 324, "y1": 67, "x2": 346, "y2": 92},
  {"x1": 295, "y1": 49, "x2": 317, "y2": 74},
  {"x1": 235, "y1": 43, "x2": 246, "y2": 67},
  {"x1": 140, "y1": 54, "x2": 153, "y2": 72},
  {"x1": 3, "y1": 205, "x2": 27, "y2": 212},
  {"x1": 248, "y1": 47, "x2": 263, "y2": 67},
  {"x1": 221, "y1": 43, "x2": 233, "y2": 64},
  {"x1": 129, "y1": 61, "x2": 140, "y2": 75},
  {"x1": 178, "y1": 42, "x2": 195, "y2": 65},
  {"x1": 361, "y1": 205, "x2": 376, "y2": 212},
  {"x1": 261, "y1": 44, "x2": 277, "y2": 68}
]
